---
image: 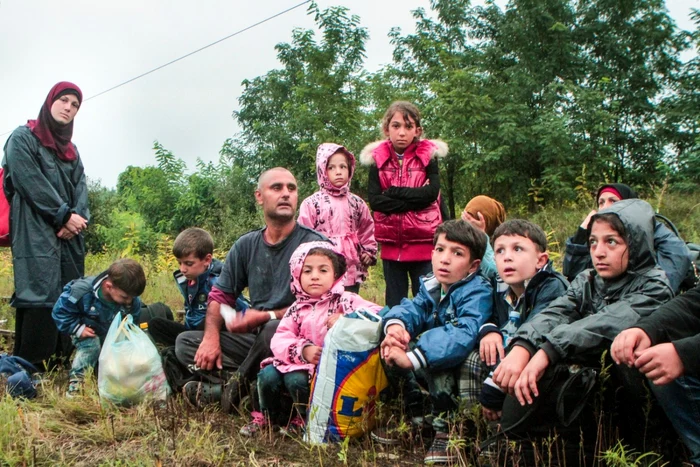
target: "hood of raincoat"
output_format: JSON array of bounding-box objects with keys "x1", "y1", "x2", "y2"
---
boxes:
[
  {"x1": 315, "y1": 143, "x2": 355, "y2": 197},
  {"x1": 588, "y1": 198, "x2": 657, "y2": 275},
  {"x1": 289, "y1": 240, "x2": 346, "y2": 303}
]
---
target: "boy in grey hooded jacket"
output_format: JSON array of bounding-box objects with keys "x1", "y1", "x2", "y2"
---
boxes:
[{"x1": 494, "y1": 199, "x2": 674, "y2": 407}]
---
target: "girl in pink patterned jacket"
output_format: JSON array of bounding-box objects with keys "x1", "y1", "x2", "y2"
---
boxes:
[
  {"x1": 239, "y1": 241, "x2": 381, "y2": 437},
  {"x1": 298, "y1": 143, "x2": 377, "y2": 293}
]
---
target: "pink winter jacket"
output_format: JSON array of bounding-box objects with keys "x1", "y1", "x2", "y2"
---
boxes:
[
  {"x1": 265, "y1": 241, "x2": 382, "y2": 375},
  {"x1": 298, "y1": 143, "x2": 377, "y2": 286}
]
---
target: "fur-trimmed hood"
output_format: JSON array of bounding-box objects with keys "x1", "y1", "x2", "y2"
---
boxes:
[{"x1": 360, "y1": 139, "x2": 448, "y2": 168}]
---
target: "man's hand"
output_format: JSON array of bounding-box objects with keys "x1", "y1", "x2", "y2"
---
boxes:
[
  {"x1": 384, "y1": 346, "x2": 413, "y2": 369},
  {"x1": 611, "y1": 328, "x2": 651, "y2": 367},
  {"x1": 580, "y1": 210, "x2": 597, "y2": 229},
  {"x1": 80, "y1": 326, "x2": 96, "y2": 338},
  {"x1": 493, "y1": 346, "x2": 531, "y2": 394},
  {"x1": 194, "y1": 334, "x2": 222, "y2": 371},
  {"x1": 381, "y1": 324, "x2": 410, "y2": 359},
  {"x1": 462, "y1": 211, "x2": 486, "y2": 233},
  {"x1": 224, "y1": 309, "x2": 272, "y2": 333},
  {"x1": 482, "y1": 407, "x2": 502, "y2": 421},
  {"x1": 635, "y1": 343, "x2": 685, "y2": 386},
  {"x1": 302, "y1": 345, "x2": 322, "y2": 365},
  {"x1": 514, "y1": 349, "x2": 549, "y2": 405},
  {"x1": 480, "y1": 332, "x2": 505, "y2": 366}
]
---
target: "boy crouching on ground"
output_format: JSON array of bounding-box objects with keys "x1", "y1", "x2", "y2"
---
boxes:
[
  {"x1": 52, "y1": 258, "x2": 146, "y2": 397},
  {"x1": 148, "y1": 227, "x2": 248, "y2": 347},
  {"x1": 374, "y1": 219, "x2": 493, "y2": 464},
  {"x1": 460, "y1": 220, "x2": 569, "y2": 420}
]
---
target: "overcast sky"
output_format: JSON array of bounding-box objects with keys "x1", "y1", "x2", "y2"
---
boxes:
[{"x1": 0, "y1": 0, "x2": 696, "y2": 188}]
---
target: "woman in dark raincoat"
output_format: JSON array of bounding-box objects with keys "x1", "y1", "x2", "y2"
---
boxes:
[{"x1": 2, "y1": 82, "x2": 89, "y2": 371}]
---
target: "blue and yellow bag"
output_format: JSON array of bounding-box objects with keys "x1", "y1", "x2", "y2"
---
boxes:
[{"x1": 305, "y1": 310, "x2": 388, "y2": 443}]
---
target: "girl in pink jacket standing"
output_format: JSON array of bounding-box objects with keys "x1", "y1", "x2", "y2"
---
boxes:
[
  {"x1": 360, "y1": 101, "x2": 448, "y2": 307},
  {"x1": 298, "y1": 143, "x2": 377, "y2": 293},
  {"x1": 239, "y1": 242, "x2": 382, "y2": 437}
]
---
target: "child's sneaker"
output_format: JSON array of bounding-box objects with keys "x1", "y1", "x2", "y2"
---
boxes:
[
  {"x1": 279, "y1": 414, "x2": 305, "y2": 438},
  {"x1": 66, "y1": 378, "x2": 83, "y2": 399},
  {"x1": 371, "y1": 416, "x2": 425, "y2": 446},
  {"x1": 239, "y1": 411, "x2": 273, "y2": 437},
  {"x1": 424, "y1": 431, "x2": 461, "y2": 464}
]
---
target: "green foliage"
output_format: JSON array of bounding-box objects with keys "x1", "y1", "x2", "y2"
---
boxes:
[
  {"x1": 226, "y1": 2, "x2": 377, "y2": 195},
  {"x1": 95, "y1": 209, "x2": 160, "y2": 256},
  {"x1": 84, "y1": 177, "x2": 118, "y2": 254}
]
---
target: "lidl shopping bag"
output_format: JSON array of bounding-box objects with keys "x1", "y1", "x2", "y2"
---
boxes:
[
  {"x1": 98, "y1": 313, "x2": 170, "y2": 406},
  {"x1": 305, "y1": 310, "x2": 388, "y2": 444}
]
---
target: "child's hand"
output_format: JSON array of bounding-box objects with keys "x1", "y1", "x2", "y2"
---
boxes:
[
  {"x1": 482, "y1": 407, "x2": 502, "y2": 421},
  {"x1": 580, "y1": 210, "x2": 597, "y2": 229},
  {"x1": 492, "y1": 346, "x2": 531, "y2": 394},
  {"x1": 360, "y1": 251, "x2": 375, "y2": 268},
  {"x1": 479, "y1": 332, "x2": 505, "y2": 366},
  {"x1": 611, "y1": 328, "x2": 651, "y2": 367},
  {"x1": 384, "y1": 346, "x2": 413, "y2": 369},
  {"x1": 381, "y1": 324, "x2": 410, "y2": 359},
  {"x1": 326, "y1": 313, "x2": 343, "y2": 329},
  {"x1": 462, "y1": 211, "x2": 486, "y2": 233},
  {"x1": 80, "y1": 326, "x2": 96, "y2": 338},
  {"x1": 302, "y1": 345, "x2": 322, "y2": 365},
  {"x1": 514, "y1": 349, "x2": 549, "y2": 406},
  {"x1": 634, "y1": 343, "x2": 684, "y2": 385}
]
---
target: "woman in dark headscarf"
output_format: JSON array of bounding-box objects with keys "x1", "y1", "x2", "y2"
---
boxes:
[
  {"x1": 562, "y1": 183, "x2": 691, "y2": 293},
  {"x1": 2, "y1": 82, "x2": 90, "y2": 371}
]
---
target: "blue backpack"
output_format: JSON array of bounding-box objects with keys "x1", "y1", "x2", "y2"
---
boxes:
[{"x1": 0, "y1": 354, "x2": 38, "y2": 398}]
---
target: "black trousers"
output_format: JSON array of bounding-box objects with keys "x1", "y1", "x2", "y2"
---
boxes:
[
  {"x1": 149, "y1": 317, "x2": 204, "y2": 347},
  {"x1": 14, "y1": 307, "x2": 73, "y2": 371},
  {"x1": 382, "y1": 259, "x2": 433, "y2": 307},
  {"x1": 175, "y1": 320, "x2": 280, "y2": 382}
]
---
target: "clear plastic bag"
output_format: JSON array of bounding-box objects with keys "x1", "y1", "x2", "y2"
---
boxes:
[{"x1": 98, "y1": 312, "x2": 170, "y2": 406}]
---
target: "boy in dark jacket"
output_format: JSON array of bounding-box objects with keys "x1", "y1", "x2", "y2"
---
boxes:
[
  {"x1": 374, "y1": 220, "x2": 493, "y2": 464},
  {"x1": 52, "y1": 258, "x2": 146, "y2": 397},
  {"x1": 612, "y1": 284, "x2": 700, "y2": 465},
  {"x1": 459, "y1": 220, "x2": 569, "y2": 420},
  {"x1": 148, "y1": 228, "x2": 248, "y2": 346}
]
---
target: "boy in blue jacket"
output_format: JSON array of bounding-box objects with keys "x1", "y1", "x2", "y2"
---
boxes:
[
  {"x1": 375, "y1": 219, "x2": 493, "y2": 464},
  {"x1": 52, "y1": 258, "x2": 146, "y2": 397},
  {"x1": 148, "y1": 228, "x2": 248, "y2": 347},
  {"x1": 459, "y1": 220, "x2": 569, "y2": 420}
]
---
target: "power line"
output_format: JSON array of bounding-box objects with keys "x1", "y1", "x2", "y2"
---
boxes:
[{"x1": 1, "y1": 0, "x2": 311, "y2": 137}]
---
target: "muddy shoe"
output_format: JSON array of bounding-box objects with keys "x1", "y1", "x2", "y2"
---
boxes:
[
  {"x1": 371, "y1": 416, "x2": 425, "y2": 446},
  {"x1": 424, "y1": 431, "x2": 461, "y2": 464},
  {"x1": 221, "y1": 374, "x2": 248, "y2": 414},
  {"x1": 279, "y1": 415, "x2": 305, "y2": 438},
  {"x1": 66, "y1": 378, "x2": 84, "y2": 399},
  {"x1": 183, "y1": 381, "x2": 222, "y2": 407},
  {"x1": 240, "y1": 411, "x2": 278, "y2": 437}
]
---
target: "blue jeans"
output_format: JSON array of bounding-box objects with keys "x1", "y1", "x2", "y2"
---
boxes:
[
  {"x1": 257, "y1": 366, "x2": 309, "y2": 424},
  {"x1": 650, "y1": 375, "x2": 700, "y2": 464},
  {"x1": 69, "y1": 336, "x2": 102, "y2": 381}
]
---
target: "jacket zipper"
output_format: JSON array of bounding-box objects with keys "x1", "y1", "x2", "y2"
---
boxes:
[{"x1": 397, "y1": 159, "x2": 404, "y2": 261}]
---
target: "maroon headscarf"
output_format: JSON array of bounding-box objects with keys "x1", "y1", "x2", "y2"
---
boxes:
[{"x1": 26, "y1": 82, "x2": 83, "y2": 162}]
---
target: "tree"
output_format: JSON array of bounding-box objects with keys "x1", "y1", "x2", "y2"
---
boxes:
[{"x1": 226, "y1": 3, "x2": 376, "y2": 194}]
